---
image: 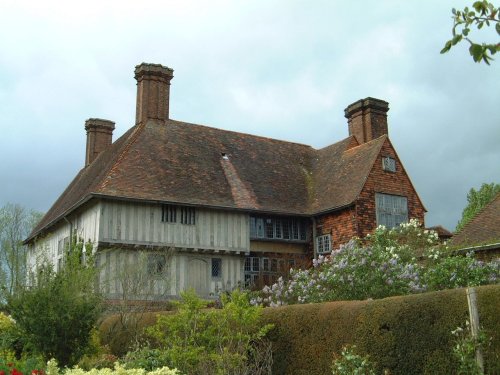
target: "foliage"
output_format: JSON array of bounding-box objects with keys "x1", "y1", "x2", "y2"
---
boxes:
[
  {"x1": 124, "y1": 289, "x2": 273, "y2": 375},
  {"x1": 0, "y1": 312, "x2": 19, "y2": 360},
  {"x1": 45, "y1": 359, "x2": 181, "y2": 375},
  {"x1": 441, "y1": 1, "x2": 500, "y2": 64},
  {"x1": 255, "y1": 219, "x2": 499, "y2": 307},
  {"x1": 451, "y1": 321, "x2": 486, "y2": 375},
  {"x1": 456, "y1": 182, "x2": 500, "y2": 232},
  {"x1": 263, "y1": 285, "x2": 500, "y2": 375},
  {"x1": 423, "y1": 249, "x2": 499, "y2": 291},
  {"x1": 0, "y1": 356, "x2": 45, "y2": 375},
  {"x1": 0, "y1": 203, "x2": 44, "y2": 301},
  {"x1": 331, "y1": 345, "x2": 376, "y2": 375},
  {"x1": 6, "y1": 237, "x2": 102, "y2": 367},
  {"x1": 101, "y1": 250, "x2": 174, "y2": 357}
]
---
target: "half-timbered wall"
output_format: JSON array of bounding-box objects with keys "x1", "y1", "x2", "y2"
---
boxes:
[
  {"x1": 27, "y1": 202, "x2": 101, "y2": 273},
  {"x1": 97, "y1": 248, "x2": 243, "y2": 299},
  {"x1": 99, "y1": 200, "x2": 250, "y2": 252}
]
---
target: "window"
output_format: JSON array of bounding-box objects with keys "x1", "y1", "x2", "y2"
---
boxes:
[
  {"x1": 375, "y1": 193, "x2": 408, "y2": 229},
  {"x1": 211, "y1": 258, "x2": 222, "y2": 278},
  {"x1": 162, "y1": 205, "x2": 177, "y2": 223},
  {"x1": 249, "y1": 216, "x2": 307, "y2": 241},
  {"x1": 180, "y1": 207, "x2": 196, "y2": 225},
  {"x1": 148, "y1": 254, "x2": 167, "y2": 276},
  {"x1": 382, "y1": 156, "x2": 396, "y2": 172},
  {"x1": 316, "y1": 234, "x2": 332, "y2": 254},
  {"x1": 244, "y1": 256, "x2": 295, "y2": 288},
  {"x1": 57, "y1": 236, "x2": 69, "y2": 271}
]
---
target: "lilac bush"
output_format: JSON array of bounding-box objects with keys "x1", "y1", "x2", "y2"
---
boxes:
[{"x1": 254, "y1": 219, "x2": 500, "y2": 307}]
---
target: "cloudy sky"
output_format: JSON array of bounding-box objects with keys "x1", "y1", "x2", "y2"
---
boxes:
[{"x1": 0, "y1": 0, "x2": 498, "y2": 231}]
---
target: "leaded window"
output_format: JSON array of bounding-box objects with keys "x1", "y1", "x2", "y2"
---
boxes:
[
  {"x1": 147, "y1": 254, "x2": 167, "y2": 276},
  {"x1": 211, "y1": 258, "x2": 222, "y2": 278},
  {"x1": 375, "y1": 193, "x2": 408, "y2": 229},
  {"x1": 249, "y1": 216, "x2": 307, "y2": 241},
  {"x1": 316, "y1": 234, "x2": 332, "y2": 254}
]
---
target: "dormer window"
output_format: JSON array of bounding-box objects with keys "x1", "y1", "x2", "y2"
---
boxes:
[
  {"x1": 382, "y1": 156, "x2": 396, "y2": 172},
  {"x1": 221, "y1": 152, "x2": 229, "y2": 160}
]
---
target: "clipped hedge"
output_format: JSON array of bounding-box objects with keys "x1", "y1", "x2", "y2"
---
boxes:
[
  {"x1": 99, "y1": 285, "x2": 500, "y2": 374},
  {"x1": 263, "y1": 284, "x2": 500, "y2": 375}
]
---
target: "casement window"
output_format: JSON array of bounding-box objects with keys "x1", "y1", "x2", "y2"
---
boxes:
[
  {"x1": 161, "y1": 204, "x2": 177, "y2": 223},
  {"x1": 382, "y1": 156, "x2": 396, "y2": 172},
  {"x1": 249, "y1": 216, "x2": 307, "y2": 241},
  {"x1": 244, "y1": 256, "x2": 290, "y2": 288},
  {"x1": 211, "y1": 258, "x2": 222, "y2": 279},
  {"x1": 161, "y1": 205, "x2": 195, "y2": 225},
  {"x1": 316, "y1": 234, "x2": 332, "y2": 254},
  {"x1": 147, "y1": 254, "x2": 167, "y2": 276},
  {"x1": 375, "y1": 193, "x2": 408, "y2": 229}
]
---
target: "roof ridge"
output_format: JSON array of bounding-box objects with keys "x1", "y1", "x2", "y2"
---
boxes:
[
  {"x1": 98, "y1": 122, "x2": 147, "y2": 190},
  {"x1": 168, "y1": 119, "x2": 315, "y2": 149}
]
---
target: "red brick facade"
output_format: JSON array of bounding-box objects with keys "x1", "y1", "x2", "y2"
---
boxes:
[{"x1": 315, "y1": 138, "x2": 426, "y2": 249}]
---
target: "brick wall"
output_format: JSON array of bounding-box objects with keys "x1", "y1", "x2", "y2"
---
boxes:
[
  {"x1": 356, "y1": 139, "x2": 425, "y2": 238},
  {"x1": 315, "y1": 138, "x2": 426, "y2": 248},
  {"x1": 316, "y1": 207, "x2": 358, "y2": 249}
]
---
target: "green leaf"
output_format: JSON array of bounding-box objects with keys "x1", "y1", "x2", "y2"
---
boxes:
[
  {"x1": 478, "y1": 21, "x2": 484, "y2": 29},
  {"x1": 496, "y1": 22, "x2": 500, "y2": 35},
  {"x1": 440, "y1": 41, "x2": 452, "y2": 54},
  {"x1": 463, "y1": 28, "x2": 470, "y2": 36},
  {"x1": 469, "y1": 43, "x2": 483, "y2": 62},
  {"x1": 451, "y1": 35, "x2": 462, "y2": 46}
]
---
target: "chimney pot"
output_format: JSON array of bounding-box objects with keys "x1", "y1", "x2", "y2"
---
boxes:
[
  {"x1": 134, "y1": 63, "x2": 174, "y2": 125},
  {"x1": 85, "y1": 118, "x2": 115, "y2": 166},
  {"x1": 344, "y1": 97, "x2": 389, "y2": 144}
]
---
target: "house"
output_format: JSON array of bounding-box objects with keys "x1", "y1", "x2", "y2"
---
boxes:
[
  {"x1": 25, "y1": 63, "x2": 426, "y2": 300},
  {"x1": 450, "y1": 192, "x2": 500, "y2": 261}
]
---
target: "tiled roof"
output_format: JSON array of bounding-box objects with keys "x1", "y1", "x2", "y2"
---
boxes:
[
  {"x1": 451, "y1": 193, "x2": 500, "y2": 247},
  {"x1": 28, "y1": 119, "x2": 387, "y2": 240}
]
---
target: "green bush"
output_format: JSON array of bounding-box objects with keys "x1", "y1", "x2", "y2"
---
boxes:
[
  {"x1": 123, "y1": 289, "x2": 273, "y2": 375},
  {"x1": 45, "y1": 358, "x2": 181, "y2": 375},
  {"x1": 6, "y1": 238, "x2": 103, "y2": 366},
  {"x1": 331, "y1": 345, "x2": 376, "y2": 375},
  {"x1": 263, "y1": 285, "x2": 500, "y2": 375}
]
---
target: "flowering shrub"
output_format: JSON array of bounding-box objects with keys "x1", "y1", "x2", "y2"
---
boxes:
[
  {"x1": 254, "y1": 220, "x2": 500, "y2": 307},
  {"x1": 451, "y1": 321, "x2": 486, "y2": 375},
  {"x1": 423, "y1": 249, "x2": 499, "y2": 291},
  {"x1": 0, "y1": 312, "x2": 17, "y2": 359},
  {"x1": 331, "y1": 345, "x2": 376, "y2": 375},
  {"x1": 0, "y1": 357, "x2": 45, "y2": 375},
  {"x1": 44, "y1": 359, "x2": 181, "y2": 375}
]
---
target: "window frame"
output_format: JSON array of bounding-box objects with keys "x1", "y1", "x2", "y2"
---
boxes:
[
  {"x1": 316, "y1": 234, "x2": 332, "y2": 255},
  {"x1": 375, "y1": 193, "x2": 408, "y2": 229}
]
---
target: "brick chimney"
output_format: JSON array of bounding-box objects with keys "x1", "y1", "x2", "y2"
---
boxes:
[
  {"x1": 344, "y1": 97, "x2": 389, "y2": 144},
  {"x1": 85, "y1": 118, "x2": 115, "y2": 166},
  {"x1": 134, "y1": 63, "x2": 174, "y2": 125}
]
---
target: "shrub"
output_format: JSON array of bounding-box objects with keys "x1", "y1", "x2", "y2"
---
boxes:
[
  {"x1": 6, "y1": 238, "x2": 103, "y2": 366},
  {"x1": 255, "y1": 220, "x2": 499, "y2": 307},
  {"x1": 331, "y1": 345, "x2": 376, "y2": 375},
  {"x1": 263, "y1": 285, "x2": 500, "y2": 375},
  {"x1": 125, "y1": 289, "x2": 273, "y2": 375},
  {"x1": 45, "y1": 359, "x2": 181, "y2": 375}
]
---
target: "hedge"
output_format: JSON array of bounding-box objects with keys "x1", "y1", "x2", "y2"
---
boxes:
[
  {"x1": 100, "y1": 285, "x2": 500, "y2": 374},
  {"x1": 263, "y1": 284, "x2": 500, "y2": 375}
]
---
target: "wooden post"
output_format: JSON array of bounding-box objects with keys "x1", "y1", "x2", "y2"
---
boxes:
[{"x1": 466, "y1": 287, "x2": 484, "y2": 373}]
